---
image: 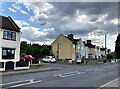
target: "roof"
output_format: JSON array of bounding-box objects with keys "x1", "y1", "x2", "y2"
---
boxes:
[
  {"x1": 0, "y1": 15, "x2": 20, "y2": 32},
  {"x1": 65, "y1": 36, "x2": 79, "y2": 44},
  {"x1": 100, "y1": 48, "x2": 106, "y2": 51},
  {"x1": 83, "y1": 42, "x2": 95, "y2": 48},
  {"x1": 52, "y1": 34, "x2": 80, "y2": 45}
]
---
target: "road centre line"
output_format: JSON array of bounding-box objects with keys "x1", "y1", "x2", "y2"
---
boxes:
[
  {"x1": 64, "y1": 71, "x2": 79, "y2": 75},
  {"x1": 94, "y1": 69, "x2": 104, "y2": 71},
  {"x1": 8, "y1": 80, "x2": 42, "y2": 88},
  {"x1": 0, "y1": 79, "x2": 33, "y2": 86},
  {"x1": 54, "y1": 71, "x2": 86, "y2": 78},
  {"x1": 77, "y1": 72, "x2": 85, "y2": 75},
  {"x1": 53, "y1": 71, "x2": 78, "y2": 76},
  {"x1": 59, "y1": 73, "x2": 76, "y2": 78},
  {"x1": 86, "y1": 69, "x2": 94, "y2": 71}
]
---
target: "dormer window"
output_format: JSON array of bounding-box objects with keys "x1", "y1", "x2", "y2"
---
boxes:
[{"x1": 3, "y1": 31, "x2": 16, "y2": 41}]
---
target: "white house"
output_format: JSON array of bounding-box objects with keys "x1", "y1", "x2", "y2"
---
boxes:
[{"x1": 0, "y1": 15, "x2": 20, "y2": 71}]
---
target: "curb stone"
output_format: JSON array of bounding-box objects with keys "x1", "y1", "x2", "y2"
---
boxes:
[{"x1": 0, "y1": 67, "x2": 62, "y2": 76}]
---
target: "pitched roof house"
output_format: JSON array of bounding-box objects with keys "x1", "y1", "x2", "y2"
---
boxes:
[
  {"x1": 0, "y1": 15, "x2": 21, "y2": 71},
  {"x1": 51, "y1": 34, "x2": 82, "y2": 61},
  {"x1": 84, "y1": 40, "x2": 96, "y2": 58}
]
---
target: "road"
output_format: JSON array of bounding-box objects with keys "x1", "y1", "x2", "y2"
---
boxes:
[{"x1": 0, "y1": 62, "x2": 119, "y2": 88}]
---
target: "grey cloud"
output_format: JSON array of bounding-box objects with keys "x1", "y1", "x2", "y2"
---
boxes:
[{"x1": 19, "y1": 2, "x2": 118, "y2": 43}]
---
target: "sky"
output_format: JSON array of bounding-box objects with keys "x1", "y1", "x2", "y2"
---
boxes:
[{"x1": 0, "y1": 0, "x2": 119, "y2": 52}]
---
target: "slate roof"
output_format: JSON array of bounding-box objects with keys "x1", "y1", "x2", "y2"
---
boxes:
[
  {"x1": 83, "y1": 41, "x2": 96, "y2": 48},
  {"x1": 100, "y1": 48, "x2": 106, "y2": 51},
  {"x1": 65, "y1": 36, "x2": 79, "y2": 44},
  {"x1": 0, "y1": 15, "x2": 20, "y2": 32}
]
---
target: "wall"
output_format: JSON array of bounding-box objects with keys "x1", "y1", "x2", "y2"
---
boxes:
[
  {"x1": 0, "y1": 29, "x2": 20, "y2": 62},
  {"x1": 52, "y1": 34, "x2": 73, "y2": 60},
  {"x1": 88, "y1": 48, "x2": 95, "y2": 58},
  {"x1": 0, "y1": 29, "x2": 2, "y2": 62}
]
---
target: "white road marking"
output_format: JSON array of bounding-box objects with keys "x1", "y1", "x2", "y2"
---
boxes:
[
  {"x1": 86, "y1": 69, "x2": 94, "y2": 71},
  {"x1": 0, "y1": 84, "x2": 5, "y2": 86},
  {"x1": 98, "y1": 77, "x2": 119, "y2": 88},
  {"x1": 59, "y1": 74, "x2": 76, "y2": 78},
  {"x1": 53, "y1": 74, "x2": 61, "y2": 76},
  {"x1": 64, "y1": 71, "x2": 78, "y2": 75},
  {"x1": 55, "y1": 71, "x2": 86, "y2": 78},
  {"x1": 77, "y1": 72, "x2": 85, "y2": 75},
  {"x1": 0, "y1": 79, "x2": 32, "y2": 86},
  {"x1": 94, "y1": 69, "x2": 104, "y2": 71},
  {"x1": 9, "y1": 80, "x2": 42, "y2": 88},
  {"x1": 53, "y1": 71, "x2": 78, "y2": 77}
]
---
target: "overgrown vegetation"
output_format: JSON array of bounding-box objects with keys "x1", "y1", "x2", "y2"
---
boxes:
[
  {"x1": 115, "y1": 34, "x2": 120, "y2": 59},
  {"x1": 107, "y1": 52, "x2": 117, "y2": 59},
  {"x1": 20, "y1": 41, "x2": 52, "y2": 60}
]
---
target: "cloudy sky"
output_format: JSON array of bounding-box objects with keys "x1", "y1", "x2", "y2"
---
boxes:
[{"x1": 1, "y1": 0, "x2": 119, "y2": 51}]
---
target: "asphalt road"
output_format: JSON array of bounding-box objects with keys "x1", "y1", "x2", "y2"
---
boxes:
[{"x1": 0, "y1": 62, "x2": 119, "y2": 88}]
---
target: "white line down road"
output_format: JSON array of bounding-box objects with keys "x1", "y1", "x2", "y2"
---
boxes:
[
  {"x1": 0, "y1": 79, "x2": 33, "y2": 87},
  {"x1": 1, "y1": 79, "x2": 42, "y2": 89},
  {"x1": 9, "y1": 80, "x2": 42, "y2": 88},
  {"x1": 54, "y1": 71, "x2": 86, "y2": 78}
]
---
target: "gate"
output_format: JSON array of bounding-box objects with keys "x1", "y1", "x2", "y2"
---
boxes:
[{"x1": 5, "y1": 61, "x2": 14, "y2": 70}]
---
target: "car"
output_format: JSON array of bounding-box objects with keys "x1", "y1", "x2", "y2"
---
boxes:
[
  {"x1": 24, "y1": 55, "x2": 35, "y2": 61},
  {"x1": 42, "y1": 56, "x2": 56, "y2": 63},
  {"x1": 111, "y1": 60, "x2": 115, "y2": 63}
]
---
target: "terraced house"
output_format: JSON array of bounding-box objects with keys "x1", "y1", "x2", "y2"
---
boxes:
[
  {"x1": 51, "y1": 34, "x2": 85, "y2": 63},
  {"x1": 0, "y1": 15, "x2": 21, "y2": 71},
  {"x1": 52, "y1": 34, "x2": 110, "y2": 63}
]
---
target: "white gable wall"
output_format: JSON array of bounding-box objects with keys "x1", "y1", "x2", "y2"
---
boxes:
[{"x1": 0, "y1": 28, "x2": 20, "y2": 62}]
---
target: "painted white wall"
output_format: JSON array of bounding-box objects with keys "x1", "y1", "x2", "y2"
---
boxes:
[
  {"x1": 0, "y1": 28, "x2": 20, "y2": 62},
  {"x1": 85, "y1": 46, "x2": 88, "y2": 58},
  {"x1": 77, "y1": 39, "x2": 88, "y2": 59},
  {"x1": 14, "y1": 62, "x2": 30, "y2": 70},
  {"x1": 81, "y1": 42, "x2": 85, "y2": 58}
]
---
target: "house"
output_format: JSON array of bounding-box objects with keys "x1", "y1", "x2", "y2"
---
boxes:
[
  {"x1": 95, "y1": 46, "x2": 101, "y2": 59},
  {"x1": 0, "y1": 15, "x2": 20, "y2": 71},
  {"x1": 84, "y1": 40, "x2": 96, "y2": 58},
  {"x1": 76, "y1": 38, "x2": 85, "y2": 62},
  {"x1": 100, "y1": 47, "x2": 106, "y2": 59},
  {"x1": 51, "y1": 34, "x2": 83, "y2": 62}
]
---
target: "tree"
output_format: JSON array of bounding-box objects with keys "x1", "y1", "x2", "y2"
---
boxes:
[
  {"x1": 40, "y1": 45, "x2": 50, "y2": 57},
  {"x1": 20, "y1": 41, "x2": 27, "y2": 53},
  {"x1": 20, "y1": 41, "x2": 51, "y2": 59},
  {"x1": 115, "y1": 34, "x2": 120, "y2": 58},
  {"x1": 107, "y1": 52, "x2": 117, "y2": 59}
]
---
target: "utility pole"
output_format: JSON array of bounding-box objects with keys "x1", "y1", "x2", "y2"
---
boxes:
[{"x1": 105, "y1": 34, "x2": 107, "y2": 57}]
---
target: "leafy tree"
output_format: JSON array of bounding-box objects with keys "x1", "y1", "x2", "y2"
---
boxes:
[
  {"x1": 115, "y1": 34, "x2": 120, "y2": 58},
  {"x1": 20, "y1": 41, "x2": 27, "y2": 53},
  {"x1": 20, "y1": 41, "x2": 52, "y2": 60},
  {"x1": 107, "y1": 52, "x2": 117, "y2": 59},
  {"x1": 40, "y1": 45, "x2": 50, "y2": 57}
]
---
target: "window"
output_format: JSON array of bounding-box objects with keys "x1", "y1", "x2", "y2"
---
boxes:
[
  {"x1": 3, "y1": 31, "x2": 16, "y2": 41},
  {"x1": 77, "y1": 45, "x2": 80, "y2": 50},
  {"x1": 59, "y1": 43, "x2": 62, "y2": 49},
  {"x1": 2, "y1": 48, "x2": 15, "y2": 59}
]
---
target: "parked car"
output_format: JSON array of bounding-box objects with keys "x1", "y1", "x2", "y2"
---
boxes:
[
  {"x1": 111, "y1": 60, "x2": 116, "y2": 63},
  {"x1": 24, "y1": 55, "x2": 35, "y2": 61},
  {"x1": 42, "y1": 56, "x2": 56, "y2": 63}
]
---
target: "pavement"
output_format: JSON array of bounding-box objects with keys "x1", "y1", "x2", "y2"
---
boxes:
[
  {"x1": 0, "y1": 62, "x2": 119, "y2": 88},
  {"x1": 0, "y1": 66, "x2": 62, "y2": 76}
]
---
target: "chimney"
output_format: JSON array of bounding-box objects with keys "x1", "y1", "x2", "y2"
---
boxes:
[
  {"x1": 87, "y1": 40, "x2": 91, "y2": 44},
  {"x1": 67, "y1": 34, "x2": 73, "y2": 39}
]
